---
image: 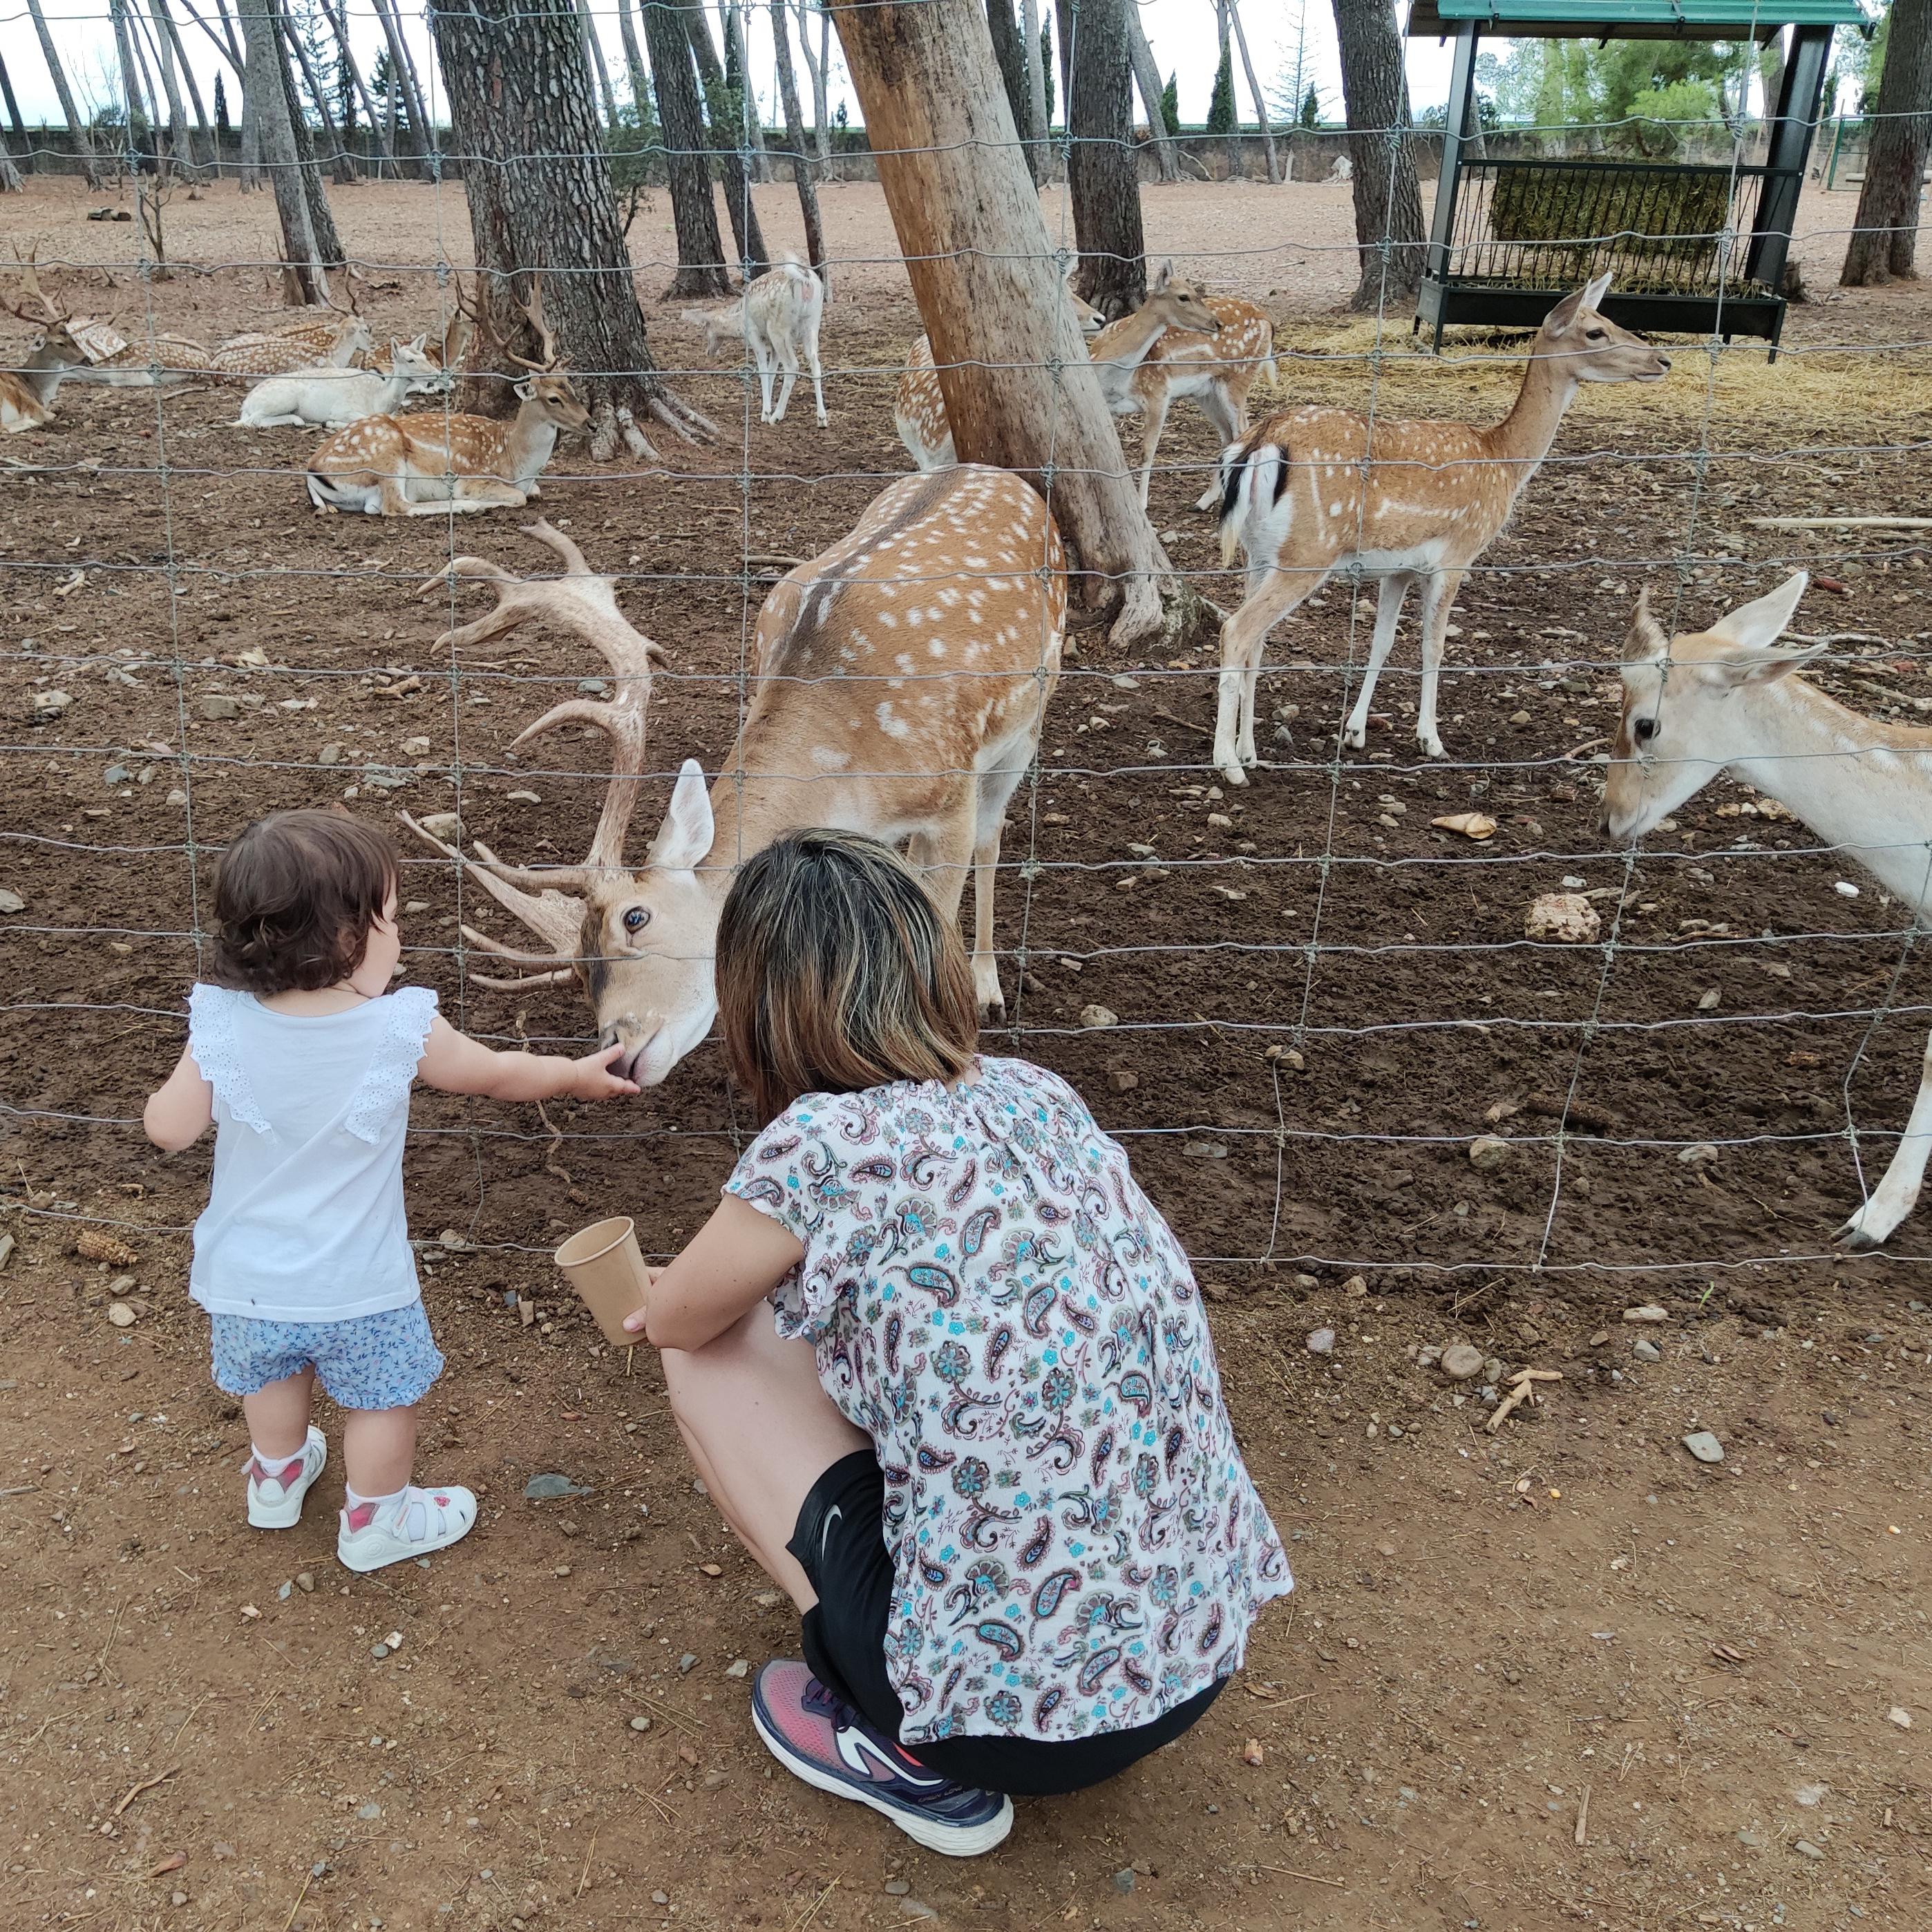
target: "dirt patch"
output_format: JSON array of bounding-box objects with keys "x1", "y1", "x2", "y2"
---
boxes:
[{"x1": 2, "y1": 173, "x2": 1929, "y2": 1931}]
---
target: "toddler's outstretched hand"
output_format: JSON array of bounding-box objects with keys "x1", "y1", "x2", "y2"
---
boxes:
[{"x1": 569, "y1": 1044, "x2": 641, "y2": 1101}]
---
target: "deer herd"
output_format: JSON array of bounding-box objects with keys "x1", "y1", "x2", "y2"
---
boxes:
[{"x1": 9, "y1": 245, "x2": 1931, "y2": 1247}]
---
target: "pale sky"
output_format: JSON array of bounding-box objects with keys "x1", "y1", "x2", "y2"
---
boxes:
[{"x1": 0, "y1": 1, "x2": 1457, "y2": 138}]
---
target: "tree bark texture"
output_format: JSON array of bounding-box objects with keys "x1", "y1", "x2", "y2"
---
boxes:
[
  {"x1": 576, "y1": 0, "x2": 622, "y2": 129},
  {"x1": 723, "y1": 4, "x2": 771, "y2": 181},
  {"x1": 39, "y1": 0, "x2": 108, "y2": 184},
  {"x1": 770, "y1": 0, "x2": 827, "y2": 284},
  {"x1": 274, "y1": 10, "x2": 345, "y2": 256},
  {"x1": 1329, "y1": 0, "x2": 1425, "y2": 308},
  {"x1": 241, "y1": 0, "x2": 330, "y2": 299},
  {"x1": 986, "y1": 0, "x2": 1044, "y2": 184},
  {"x1": 1019, "y1": 0, "x2": 1048, "y2": 178},
  {"x1": 110, "y1": 0, "x2": 155, "y2": 144},
  {"x1": 616, "y1": 0, "x2": 652, "y2": 122},
  {"x1": 643, "y1": 0, "x2": 730, "y2": 296},
  {"x1": 1842, "y1": 0, "x2": 1931, "y2": 284},
  {"x1": 157, "y1": 0, "x2": 216, "y2": 160},
  {"x1": 281, "y1": 10, "x2": 355, "y2": 184},
  {"x1": 1122, "y1": 2, "x2": 1177, "y2": 183},
  {"x1": 321, "y1": 0, "x2": 388, "y2": 171},
  {"x1": 686, "y1": 4, "x2": 768, "y2": 276},
  {"x1": 1056, "y1": 0, "x2": 1146, "y2": 317},
  {"x1": 139, "y1": 0, "x2": 196, "y2": 167},
  {"x1": 826, "y1": 0, "x2": 1175, "y2": 650},
  {"x1": 794, "y1": 0, "x2": 830, "y2": 160},
  {"x1": 429, "y1": 0, "x2": 699, "y2": 444}
]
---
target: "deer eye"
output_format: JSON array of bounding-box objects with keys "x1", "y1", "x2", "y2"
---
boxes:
[
  {"x1": 1585, "y1": 328, "x2": 1606, "y2": 341},
  {"x1": 1633, "y1": 717, "x2": 1658, "y2": 744},
  {"x1": 622, "y1": 907, "x2": 650, "y2": 934}
]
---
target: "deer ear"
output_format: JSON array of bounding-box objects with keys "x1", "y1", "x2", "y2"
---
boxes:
[
  {"x1": 1582, "y1": 270, "x2": 1613, "y2": 312},
  {"x1": 1623, "y1": 586, "x2": 1670, "y2": 662},
  {"x1": 514, "y1": 377, "x2": 536, "y2": 401},
  {"x1": 1705, "y1": 643, "x2": 1826, "y2": 689},
  {"x1": 650, "y1": 759, "x2": 713, "y2": 871},
  {"x1": 1708, "y1": 572, "x2": 1809, "y2": 652},
  {"x1": 1152, "y1": 259, "x2": 1175, "y2": 291},
  {"x1": 1544, "y1": 286, "x2": 1585, "y2": 332}
]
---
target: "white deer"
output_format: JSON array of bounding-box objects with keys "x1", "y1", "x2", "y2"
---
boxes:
[
  {"x1": 685, "y1": 254, "x2": 827, "y2": 426},
  {"x1": 1603, "y1": 572, "x2": 1932, "y2": 1251},
  {"x1": 1210, "y1": 274, "x2": 1670, "y2": 787},
  {"x1": 237, "y1": 336, "x2": 446, "y2": 429},
  {"x1": 401, "y1": 467, "x2": 1067, "y2": 1086}
]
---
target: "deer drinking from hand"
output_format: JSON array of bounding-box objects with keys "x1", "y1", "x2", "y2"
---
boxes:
[
  {"x1": 1603, "y1": 571, "x2": 1932, "y2": 1251},
  {"x1": 1211, "y1": 275, "x2": 1669, "y2": 788},
  {"x1": 403, "y1": 466, "x2": 1066, "y2": 1086}
]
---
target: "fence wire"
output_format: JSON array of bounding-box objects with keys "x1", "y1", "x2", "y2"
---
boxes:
[{"x1": 3, "y1": 10, "x2": 1931, "y2": 1300}]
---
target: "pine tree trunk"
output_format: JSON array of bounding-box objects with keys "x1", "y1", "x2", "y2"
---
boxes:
[
  {"x1": 132, "y1": 1, "x2": 193, "y2": 169},
  {"x1": 1019, "y1": 0, "x2": 1048, "y2": 181},
  {"x1": 0, "y1": 49, "x2": 33, "y2": 177},
  {"x1": 1329, "y1": 0, "x2": 1425, "y2": 308},
  {"x1": 157, "y1": 0, "x2": 216, "y2": 166},
  {"x1": 274, "y1": 8, "x2": 345, "y2": 252},
  {"x1": 32, "y1": 0, "x2": 103, "y2": 184},
  {"x1": 281, "y1": 10, "x2": 355, "y2": 184},
  {"x1": 1122, "y1": 2, "x2": 1178, "y2": 184},
  {"x1": 986, "y1": 0, "x2": 1043, "y2": 184},
  {"x1": 616, "y1": 0, "x2": 652, "y2": 122},
  {"x1": 1843, "y1": 0, "x2": 1931, "y2": 284},
  {"x1": 1227, "y1": 0, "x2": 1280, "y2": 184},
  {"x1": 321, "y1": 0, "x2": 387, "y2": 171},
  {"x1": 110, "y1": 0, "x2": 154, "y2": 155},
  {"x1": 793, "y1": 0, "x2": 829, "y2": 164},
  {"x1": 1057, "y1": 0, "x2": 1144, "y2": 316},
  {"x1": 686, "y1": 3, "x2": 768, "y2": 276},
  {"x1": 575, "y1": 0, "x2": 622, "y2": 129},
  {"x1": 826, "y1": 0, "x2": 1180, "y2": 652},
  {"x1": 429, "y1": 0, "x2": 712, "y2": 447},
  {"x1": 372, "y1": 0, "x2": 435, "y2": 171},
  {"x1": 643, "y1": 0, "x2": 730, "y2": 295},
  {"x1": 724, "y1": 5, "x2": 770, "y2": 182},
  {"x1": 241, "y1": 0, "x2": 331, "y2": 300},
  {"x1": 770, "y1": 0, "x2": 827, "y2": 285}
]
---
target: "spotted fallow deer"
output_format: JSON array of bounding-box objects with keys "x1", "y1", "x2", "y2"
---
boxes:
[
  {"x1": 1210, "y1": 274, "x2": 1669, "y2": 788},
  {"x1": 0, "y1": 315, "x2": 84, "y2": 432},
  {"x1": 1130, "y1": 293, "x2": 1276, "y2": 510},
  {"x1": 210, "y1": 311, "x2": 373, "y2": 379},
  {"x1": 685, "y1": 255, "x2": 828, "y2": 426},
  {"x1": 1602, "y1": 572, "x2": 1932, "y2": 1251},
  {"x1": 894, "y1": 263, "x2": 1106, "y2": 471},
  {"x1": 402, "y1": 467, "x2": 1067, "y2": 1086}
]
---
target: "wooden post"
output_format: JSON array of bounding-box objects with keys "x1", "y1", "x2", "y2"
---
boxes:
[{"x1": 826, "y1": 0, "x2": 1177, "y2": 649}]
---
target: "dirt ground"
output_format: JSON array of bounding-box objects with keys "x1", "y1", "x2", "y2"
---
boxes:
[{"x1": 1, "y1": 172, "x2": 1929, "y2": 1932}]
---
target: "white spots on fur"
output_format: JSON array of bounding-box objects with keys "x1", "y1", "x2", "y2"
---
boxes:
[
  {"x1": 875, "y1": 701, "x2": 911, "y2": 739},
  {"x1": 811, "y1": 744, "x2": 851, "y2": 770}
]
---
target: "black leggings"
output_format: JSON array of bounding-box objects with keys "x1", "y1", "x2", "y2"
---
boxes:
[{"x1": 788, "y1": 1450, "x2": 1224, "y2": 1798}]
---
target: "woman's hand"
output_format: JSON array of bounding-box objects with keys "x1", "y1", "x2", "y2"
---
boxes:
[
  {"x1": 624, "y1": 1199, "x2": 803, "y2": 1352},
  {"x1": 621, "y1": 1266, "x2": 665, "y2": 1338}
]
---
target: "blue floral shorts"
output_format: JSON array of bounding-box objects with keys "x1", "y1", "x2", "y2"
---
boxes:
[{"x1": 209, "y1": 1302, "x2": 445, "y2": 1412}]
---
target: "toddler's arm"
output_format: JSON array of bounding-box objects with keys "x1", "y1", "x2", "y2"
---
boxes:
[
  {"x1": 417, "y1": 1015, "x2": 639, "y2": 1104},
  {"x1": 145, "y1": 1046, "x2": 215, "y2": 1150}
]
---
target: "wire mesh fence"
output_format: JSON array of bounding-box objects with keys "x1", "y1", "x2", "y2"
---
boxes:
[{"x1": 3, "y1": 2, "x2": 1931, "y2": 1325}]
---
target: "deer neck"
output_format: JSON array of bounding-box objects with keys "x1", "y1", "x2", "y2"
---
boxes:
[
  {"x1": 1481, "y1": 348, "x2": 1579, "y2": 486},
  {"x1": 24, "y1": 343, "x2": 70, "y2": 404},
  {"x1": 503, "y1": 401, "x2": 560, "y2": 475},
  {"x1": 1090, "y1": 310, "x2": 1175, "y2": 381},
  {"x1": 1725, "y1": 680, "x2": 1932, "y2": 913}
]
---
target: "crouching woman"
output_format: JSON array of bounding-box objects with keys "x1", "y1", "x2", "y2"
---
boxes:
[{"x1": 628, "y1": 831, "x2": 1291, "y2": 1856}]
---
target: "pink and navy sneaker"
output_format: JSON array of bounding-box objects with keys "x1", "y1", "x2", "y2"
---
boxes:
[
  {"x1": 245, "y1": 1426, "x2": 328, "y2": 1530},
  {"x1": 750, "y1": 1660, "x2": 1013, "y2": 1856}
]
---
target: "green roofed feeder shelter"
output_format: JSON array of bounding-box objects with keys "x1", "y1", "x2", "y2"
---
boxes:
[{"x1": 1407, "y1": 0, "x2": 1871, "y2": 355}]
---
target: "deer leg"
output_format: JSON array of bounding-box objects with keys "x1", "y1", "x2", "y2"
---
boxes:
[
  {"x1": 1839, "y1": 1025, "x2": 1932, "y2": 1249},
  {"x1": 1413, "y1": 567, "x2": 1466, "y2": 761},
  {"x1": 968, "y1": 755, "x2": 1032, "y2": 1017},
  {"x1": 773, "y1": 350, "x2": 799, "y2": 424},
  {"x1": 806, "y1": 329, "x2": 827, "y2": 427},
  {"x1": 377, "y1": 473, "x2": 416, "y2": 516},
  {"x1": 1215, "y1": 564, "x2": 1322, "y2": 789},
  {"x1": 752, "y1": 338, "x2": 777, "y2": 423},
  {"x1": 1341, "y1": 573, "x2": 1416, "y2": 752},
  {"x1": 1193, "y1": 386, "x2": 1244, "y2": 511},
  {"x1": 1137, "y1": 390, "x2": 1172, "y2": 509}
]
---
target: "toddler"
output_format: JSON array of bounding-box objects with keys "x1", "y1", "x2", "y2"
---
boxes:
[{"x1": 144, "y1": 808, "x2": 636, "y2": 1571}]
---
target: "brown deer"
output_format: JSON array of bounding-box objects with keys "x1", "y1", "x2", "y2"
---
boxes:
[
  {"x1": 1210, "y1": 274, "x2": 1669, "y2": 785},
  {"x1": 210, "y1": 307, "x2": 373, "y2": 379},
  {"x1": 402, "y1": 467, "x2": 1067, "y2": 1086},
  {"x1": 1, "y1": 315, "x2": 84, "y2": 432},
  {"x1": 1130, "y1": 293, "x2": 1277, "y2": 509}
]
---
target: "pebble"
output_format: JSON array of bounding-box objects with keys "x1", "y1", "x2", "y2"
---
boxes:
[
  {"x1": 1183, "y1": 1141, "x2": 1227, "y2": 1160},
  {"x1": 1793, "y1": 1839, "x2": 1824, "y2": 1861},
  {"x1": 296, "y1": 1571, "x2": 314, "y2": 1593},
  {"x1": 1833, "y1": 880, "x2": 1859, "y2": 898},
  {"x1": 723, "y1": 1658, "x2": 748, "y2": 1678},
  {"x1": 416, "y1": 812, "x2": 462, "y2": 840},
  {"x1": 1677, "y1": 1143, "x2": 1719, "y2": 1166},
  {"x1": 1683, "y1": 1431, "x2": 1725, "y2": 1465},
  {"x1": 1439, "y1": 1343, "x2": 1485, "y2": 1382},
  {"x1": 1079, "y1": 1003, "x2": 1118, "y2": 1030},
  {"x1": 1305, "y1": 1327, "x2": 1335, "y2": 1357},
  {"x1": 652, "y1": 1891, "x2": 670, "y2": 1906},
  {"x1": 370, "y1": 1642, "x2": 390, "y2": 1660},
  {"x1": 102, "y1": 764, "x2": 131, "y2": 787},
  {"x1": 1468, "y1": 1135, "x2": 1510, "y2": 1170},
  {"x1": 629, "y1": 1715, "x2": 653, "y2": 1732},
  {"x1": 1112, "y1": 1869, "x2": 1137, "y2": 1895},
  {"x1": 198, "y1": 694, "x2": 240, "y2": 720},
  {"x1": 523, "y1": 1473, "x2": 591, "y2": 1500},
  {"x1": 106, "y1": 1301, "x2": 138, "y2": 1328},
  {"x1": 1888, "y1": 1705, "x2": 1913, "y2": 1730},
  {"x1": 278, "y1": 1581, "x2": 292, "y2": 1600},
  {"x1": 578, "y1": 678, "x2": 609, "y2": 694},
  {"x1": 884, "y1": 1879, "x2": 911, "y2": 1897},
  {"x1": 1633, "y1": 1337, "x2": 1662, "y2": 1363},
  {"x1": 358, "y1": 1803, "x2": 381, "y2": 1820},
  {"x1": 1483, "y1": 1357, "x2": 1504, "y2": 1385},
  {"x1": 1624, "y1": 1304, "x2": 1667, "y2": 1324},
  {"x1": 678, "y1": 1653, "x2": 697, "y2": 1674},
  {"x1": 32, "y1": 689, "x2": 72, "y2": 717},
  {"x1": 0, "y1": 888, "x2": 23, "y2": 914},
  {"x1": 318, "y1": 743, "x2": 343, "y2": 766}
]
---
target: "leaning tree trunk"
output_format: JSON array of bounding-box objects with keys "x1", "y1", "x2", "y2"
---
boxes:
[
  {"x1": 28, "y1": 0, "x2": 105, "y2": 185},
  {"x1": 686, "y1": 3, "x2": 768, "y2": 276},
  {"x1": 110, "y1": 0, "x2": 155, "y2": 161},
  {"x1": 826, "y1": 0, "x2": 1179, "y2": 651},
  {"x1": 723, "y1": 4, "x2": 771, "y2": 182},
  {"x1": 1019, "y1": 0, "x2": 1049, "y2": 181},
  {"x1": 1122, "y1": 1, "x2": 1178, "y2": 184},
  {"x1": 136, "y1": 0, "x2": 196, "y2": 169},
  {"x1": 372, "y1": 0, "x2": 434, "y2": 173},
  {"x1": 273, "y1": 7, "x2": 345, "y2": 256},
  {"x1": 428, "y1": 0, "x2": 714, "y2": 452},
  {"x1": 575, "y1": 0, "x2": 622, "y2": 129},
  {"x1": 1056, "y1": 0, "x2": 1146, "y2": 316},
  {"x1": 616, "y1": 0, "x2": 652, "y2": 122},
  {"x1": 1227, "y1": 0, "x2": 1280, "y2": 184},
  {"x1": 242, "y1": 0, "x2": 331, "y2": 299},
  {"x1": 321, "y1": 0, "x2": 388, "y2": 172},
  {"x1": 0, "y1": 50, "x2": 32, "y2": 178},
  {"x1": 157, "y1": 0, "x2": 216, "y2": 167},
  {"x1": 794, "y1": 0, "x2": 830, "y2": 162},
  {"x1": 281, "y1": 9, "x2": 355, "y2": 184},
  {"x1": 643, "y1": 0, "x2": 730, "y2": 296},
  {"x1": 1329, "y1": 0, "x2": 1425, "y2": 309},
  {"x1": 1843, "y1": 0, "x2": 1931, "y2": 285},
  {"x1": 770, "y1": 0, "x2": 827, "y2": 287},
  {"x1": 986, "y1": 0, "x2": 1043, "y2": 185}
]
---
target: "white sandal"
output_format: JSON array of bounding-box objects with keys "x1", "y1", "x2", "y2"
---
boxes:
[{"x1": 337, "y1": 1482, "x2": 477, "y2": 1572}]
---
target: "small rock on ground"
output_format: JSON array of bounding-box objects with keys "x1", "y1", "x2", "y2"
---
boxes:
[
  {"x1": 1440, "y1": 1343, "x2": 1485, "y2": 1381},
  {"x1": 1633, "y1": 1337, "x2": 1663, "y2": 1363},
  {"x1": 1305, "y1": 1327, "x2": 1335, "y2": 1357},
  {"x1": 1468, "y1": 1135, "x2": 1510, "y2": 1170},
  {"x1": 523, "y1": 1473, "x2": 591, "y2": 1500},
  {"x1": 1683, "y1": 1430, "x2": 1725, "y2": 1465}
]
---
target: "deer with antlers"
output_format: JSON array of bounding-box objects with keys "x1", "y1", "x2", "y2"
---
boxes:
[
  {"x1": 1602, "y1": 572, "x2": 1932, "y2": 1251},
  {"x1": 403, "y1": 467, "x2": 1067, "y2": 1086},
  {"x1": 893, "y1": 263, "x2": 1211, "y2": 474},
  {"x1": 305, "y1": 283, "x2": 587, "y2": 515},
  {"x1": 1209, "y1": 275, "x2": 1669, "y2": 788}
]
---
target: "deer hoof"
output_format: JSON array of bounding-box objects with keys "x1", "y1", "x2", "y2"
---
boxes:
[
  {"x1": 1834, "y1": 1212, "x2": 1889, "y2": 1253},
  {"x1": 1218, "y1": 761, "x2": 1248, "y2": 789}
]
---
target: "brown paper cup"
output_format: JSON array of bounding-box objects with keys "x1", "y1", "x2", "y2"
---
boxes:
[{"x1": 555, "y1": 1215, "x2": 649, "y2": 1347}]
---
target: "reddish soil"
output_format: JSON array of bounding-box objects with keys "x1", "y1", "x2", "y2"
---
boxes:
[{"x1": 1, "y1": 176, "x2": 1929, "y2": 1932}]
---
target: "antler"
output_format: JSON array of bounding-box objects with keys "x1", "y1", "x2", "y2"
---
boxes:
[
  {"x1": 507, "y1": 271, "x2": 560, "y2": 372},
  {"x1": 6, "y1": 245, "x2": 64, "y2": 326},
  {"x1": 405, "y1": 522, "x2": 661, "y2": 975}
]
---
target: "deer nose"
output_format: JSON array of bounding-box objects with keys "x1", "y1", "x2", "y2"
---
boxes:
[
  {"x1": 600, "y1": 1019, "x2": 660, "y2": 1086},
  {"x1": 1656, "y1": 353, "x2": 1672, "y2": 372}
]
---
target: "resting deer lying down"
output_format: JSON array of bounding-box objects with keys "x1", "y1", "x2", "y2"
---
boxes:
[
  {"x1": 403, "y1": 466, "x2": 1067, "y2": 1085},
  {"x1": 210, "y1": 312, "x2": 373, "y2": 380},
  {"x1": 1603, "y1": 573, "x2": 1932, "y2": 1251},
  {"x1": 0, "y1": 317, "x2": 84, "y2": 432},
  {"x1": 685, "y1": 255, "x2": 827, "y2": 426},
  {"x1": 1211, "y1": 274, "x2": 1669, "y2": 786},
  {"x1": 305, "y1": 372, "x2": 588, "y2": 515},
  {"x1": 238, "y1": 337, "x2": 446, "y2": 429}
]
